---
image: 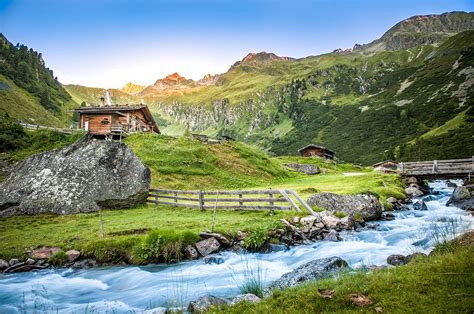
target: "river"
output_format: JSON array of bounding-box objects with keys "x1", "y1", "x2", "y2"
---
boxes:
[{"x1": 0, "y1": 180, "x2": 472, "y2": 313}]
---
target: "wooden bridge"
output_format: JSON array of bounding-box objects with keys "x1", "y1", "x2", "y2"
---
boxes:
[{"x1": 398, "y1": 158, "x2": 473, "y2": 178}]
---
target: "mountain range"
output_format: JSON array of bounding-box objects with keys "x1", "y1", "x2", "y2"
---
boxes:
[{"x1": 1, "y1": 11, "x2": 473, "y2": 164}]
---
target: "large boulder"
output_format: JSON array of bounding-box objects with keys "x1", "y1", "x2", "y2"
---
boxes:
[
  {"x1": 265, "y1": 257, "x2": 348, "y2": 294},
  {"x1": 307, "y1": 193, "x2": 382, "y2": 221},
  {"x1": 0, "y1": 136, "x2": 150, "y2": 216},
  {"x1": 285, "y1": 163, "x2": 320, "y2": 175},
  {"x1": 195, "y1": 237, "x2": 220, "y2": 257},
  {"x1": 447, "y1": 186, "x2": 473, "y2": 211}
]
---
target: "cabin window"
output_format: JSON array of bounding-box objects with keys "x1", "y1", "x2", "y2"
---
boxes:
[{"x1": 101, "y1": 118, "x2": 110, "y2": 124}]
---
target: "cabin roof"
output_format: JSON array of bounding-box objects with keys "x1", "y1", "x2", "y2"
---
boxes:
[
  {"x1": 298, "y1": 144, "x2": 335, "y2": 154},
  {"x1": 74, "y1": 104, "x2": 159, "y2": 133}
]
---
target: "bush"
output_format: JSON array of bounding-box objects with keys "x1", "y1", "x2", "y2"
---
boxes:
[
  {"x1": 334, "y1": 211, "x2": 347, "y2": 219},
  {"x1": 81, "y1": 238, "x2": 139, "y2": 263},
  {"x1": 243, "y1": 221, "x2": 283, "y2": 251},
  {"x1": 48, "y1": 251, "x2": 68, "y2": 266},
  {"x1": 132, "y1": 229, "x2": 199, "y2": 264}
]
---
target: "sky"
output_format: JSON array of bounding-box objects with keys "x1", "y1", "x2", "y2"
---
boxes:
[{"x1": 0, "y1": 0, "x2": 472, "y2": 88}]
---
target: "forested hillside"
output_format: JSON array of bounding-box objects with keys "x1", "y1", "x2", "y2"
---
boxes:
[{"x1": 0, "y1": 34, "x2": 75, "y2": 126}]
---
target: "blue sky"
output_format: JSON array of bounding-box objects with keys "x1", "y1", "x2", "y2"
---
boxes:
[{"x1": 0, "y1": 0, "x2": 472, "y2": 88}]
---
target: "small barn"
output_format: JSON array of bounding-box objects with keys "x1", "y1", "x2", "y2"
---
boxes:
[
  {"x1": 298, "y1": 144, "x2": 335, "y2": 159},
  {"x1": 74, "y1": 105, "x2": 159, "y2": 137}
]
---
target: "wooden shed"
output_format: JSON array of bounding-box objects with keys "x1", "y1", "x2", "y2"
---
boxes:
[
  {"x1": 298, "y1": 144, "x2": 335, "y2": 159},
  {"x1": 74, "y1": 105, "x2": 159, "y2": 137},
  {"x1": 373, "y1": 160, "x2": 398, "y2": 173}
]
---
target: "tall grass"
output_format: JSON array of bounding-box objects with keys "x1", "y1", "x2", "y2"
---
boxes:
[{"x1": 231, "y1": 256, "x2": 265, "y2": 298}]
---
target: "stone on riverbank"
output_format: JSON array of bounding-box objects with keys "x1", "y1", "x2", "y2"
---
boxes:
[
  {"x1": 265, "y1": 256, "x2": 348, "y2": 294},
  {"x1": 307, "y1": 193, "x2": 382, "y2": 221},
  {"x1": 195, "y1": 237, "x2": 221, "y2": 257},
  {"x1": 230, "y1": 294, "x2": 261, "y2": 305},
  {"x1": 447, "y1": 186, "x2": 473, "y2": 211},
  {"x1": 0, "y1": 259, "x2": 9, "y2": 271},
  {"x1": 31, "y1": 247, "x2": 61, "y2": 259},
  {"x1": 184, "y1": 245, "x2": 199, "y2": 260},
  {"x1": 0, "y1": 136, "x2": 150, "y2": 216},
  {"x1": 66, "y1": 250, "x2": 81, "y2": 262},
  {"x1": 188, "y1": 295, "x2": 228, "y2": 312}
]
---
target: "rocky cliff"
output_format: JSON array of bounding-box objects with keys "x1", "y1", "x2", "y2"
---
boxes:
[{"x1": 0, "y1": 136, "x2": 150, "y2": 217}]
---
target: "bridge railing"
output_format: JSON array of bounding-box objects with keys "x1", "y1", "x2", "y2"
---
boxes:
[{"x1": 398, "y1": 158, "x2": 473, "y2": 175}]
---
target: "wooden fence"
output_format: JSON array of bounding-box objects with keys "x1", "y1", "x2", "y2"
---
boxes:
[
  {"x1": 18, "y1": 122, "x2": 84, "y2": 135},
  {"x1": 148, "y1": 188, "x2": 317, "y2": 214},
  {"x1": 398, "y1": 158, "x2": 473, "y2": 177}
]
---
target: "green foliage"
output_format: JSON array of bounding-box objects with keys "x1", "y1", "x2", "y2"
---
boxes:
[
  {"x1": 0, "y1": 113, "x2": 27, "y2": 151},
  {"x1": 0, "y1": 34, "x2": 70, "y2": 112},
  {"x1": 334, "y1": 211, "x2": 347, "y2": 219},
  {"x1": 2, "y1": 128, "x2": 84, "y2": 161},
  {"x1": 82, "y1": 238, "x2": 139, "y2": 263},
  {"x1": 242, "y1": 221, "x2": 283, "y2": 251},
  {"x1": 48, "y1": 251, "x2": 68, "y2": 266},
  {"x1": 132, "y1": 229, "x2": 198, "y2": 264}
]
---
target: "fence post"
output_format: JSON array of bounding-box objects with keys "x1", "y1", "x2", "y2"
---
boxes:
[
  {"x1": 174, "y1": 191, "x2": 178, "y2": 203},
  {"x1": 432, "y1": 160, "x2": 438, "y2": 173},
  {"x1": 239, "y1": 193, "x2": 243, "y2": 207},
  {"x1": 269, "y1": 190, "x2": 274, "y2": 206},
  {"x1": 154, "y1": 192, "x2": 158, "y2": 206},
  {"x1": 199, "y1": 190, "x2": 204, "y2": 211}
]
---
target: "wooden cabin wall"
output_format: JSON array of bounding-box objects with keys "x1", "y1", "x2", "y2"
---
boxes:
[{"x1": 82, "y1": 114, "x2": 112, "y2": 135}]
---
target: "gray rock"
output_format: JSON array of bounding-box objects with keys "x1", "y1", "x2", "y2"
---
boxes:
[
  {"x1": 203, "y1": 254, "x2": 224, "y2": 265},
  {"x1": 72, "y1": 258, "x2": 97, "y2": 269},
  {"x1": 405, "y1": 186, "x2": 424, "y2": 197},
  {"x1": 285, "y1": 163, "x2": 320, "y2": 175},
  {"x1": 65, "y1": 250, "x2": 81, "y2": 262},
  {"x1": 447, "y1": 186, "x2": 473, "y2": 211},
  {"x1": 25, "y1": 258, "x2": 35, "y2": 265},
  {"x1": 199, "y1": 232, "x2": 231, "y2": 246},
  {"x1": 446, "y1": 181, "x2": 458, "y2": 188},
  {"x1": 323, "y1": 229, "x2": 340, "y2": 241},
  {"x1": 381, "y1": 212, "x2": 395, "y2": 220},
  {"x1": 4, "y1": 263, "x2": 48, "y2": 273},
  {"x1": 413, "y1": 200, "x2": 428, "y2": 211},
  {"x1": 183, "y1": 245, "x2": 199, "y2": 260},
  {"x1": 0, "y1": 136, "x2": 150, "y2": 216},
  {"x1": 307, "y1": 193, "x2": 382, "y2": 221},
  {"x1": 0, "y1": 259, "x2": 9, "y2": 270},
  {"x1": 8, "y1": 258, "x2": 20, "y2": 266},
  {"x1": 387, "y1": 254, "x2": 407, "y2": 266},
  {"x1": 230, "y1": 294, "x2": 261, "y2": 305},
  {"x1": 265, "y1": 257, "x2": 348, "y2": 293},
  {"x1": 407, "y1": 177, "x2": 418, "y2": 184},
  {"x1": 188, "y1": 295, "x2": 228, "y2": 312},
  {"x1": 195, "y1": 237, "x2": 220, "y2": 257}
]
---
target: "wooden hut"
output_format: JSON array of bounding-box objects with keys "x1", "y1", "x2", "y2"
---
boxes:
[
  {"x1": 298, "y1": 144, "x2": 335, "y2": 159},
  {"x1": 372, "y1": 160, "x2": 398, "y2": 173},
  {"x1": 74, "y1": 105, "x2": 159, "y2": 138}
]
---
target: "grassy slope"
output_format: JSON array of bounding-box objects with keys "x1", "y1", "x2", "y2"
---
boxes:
[
  {"x1": 0, "y1": 74, "x2": 70, "y2": 127},
  {"x1": 0, "y1": 133, "x2": 404, "y2": 259},
  {"x1": 215, "y1": 241, "x2": 474, "y2": 313}
]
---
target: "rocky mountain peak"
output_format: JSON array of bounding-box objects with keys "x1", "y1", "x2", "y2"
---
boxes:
[
  {"x1": 162, "y1": 72, "x2": 186, "y2": 84},
  {"x1": 232, "y1": 51, "x2": 294, "y2": 67},
  {"x1": 121, "y1": 82, "x2": 145, "y2": 95},
  {"x1": 353, "y1": 11, "x2": 474, "y2": 52}
]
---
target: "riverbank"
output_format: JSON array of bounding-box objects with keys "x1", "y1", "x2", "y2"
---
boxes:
[{"x1": 214, "y1": 231, "x2": 474, "y2": 313}]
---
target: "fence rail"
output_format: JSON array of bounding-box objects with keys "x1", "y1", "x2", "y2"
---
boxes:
[
  {"x1": 148, "y1": 188, "x2": 317, "y2": 214},
  {"x1": 18, "y1": 122, "x2": 83, "y2": 135},
  {"x1": 398, "y1": 158, "x2": 473, "y2": 176}
]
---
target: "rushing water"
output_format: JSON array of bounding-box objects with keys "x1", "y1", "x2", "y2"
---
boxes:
[{"x1": 0, "y1": 180, "x2": 472, "y2": 313}]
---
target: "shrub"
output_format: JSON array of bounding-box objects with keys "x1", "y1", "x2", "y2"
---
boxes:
[
  {"x1": 81, "y1": 238, "x2": 139, "y2": 263},
  {"x1": 243, "y1": 221, "x2": 283, "y2": 251},
  {"x1": 335, "y1": 211, "x2": 347, "y2": 219},
  {"x1": 48, "y1": 251, "x2": 68, "y2": 266}
]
